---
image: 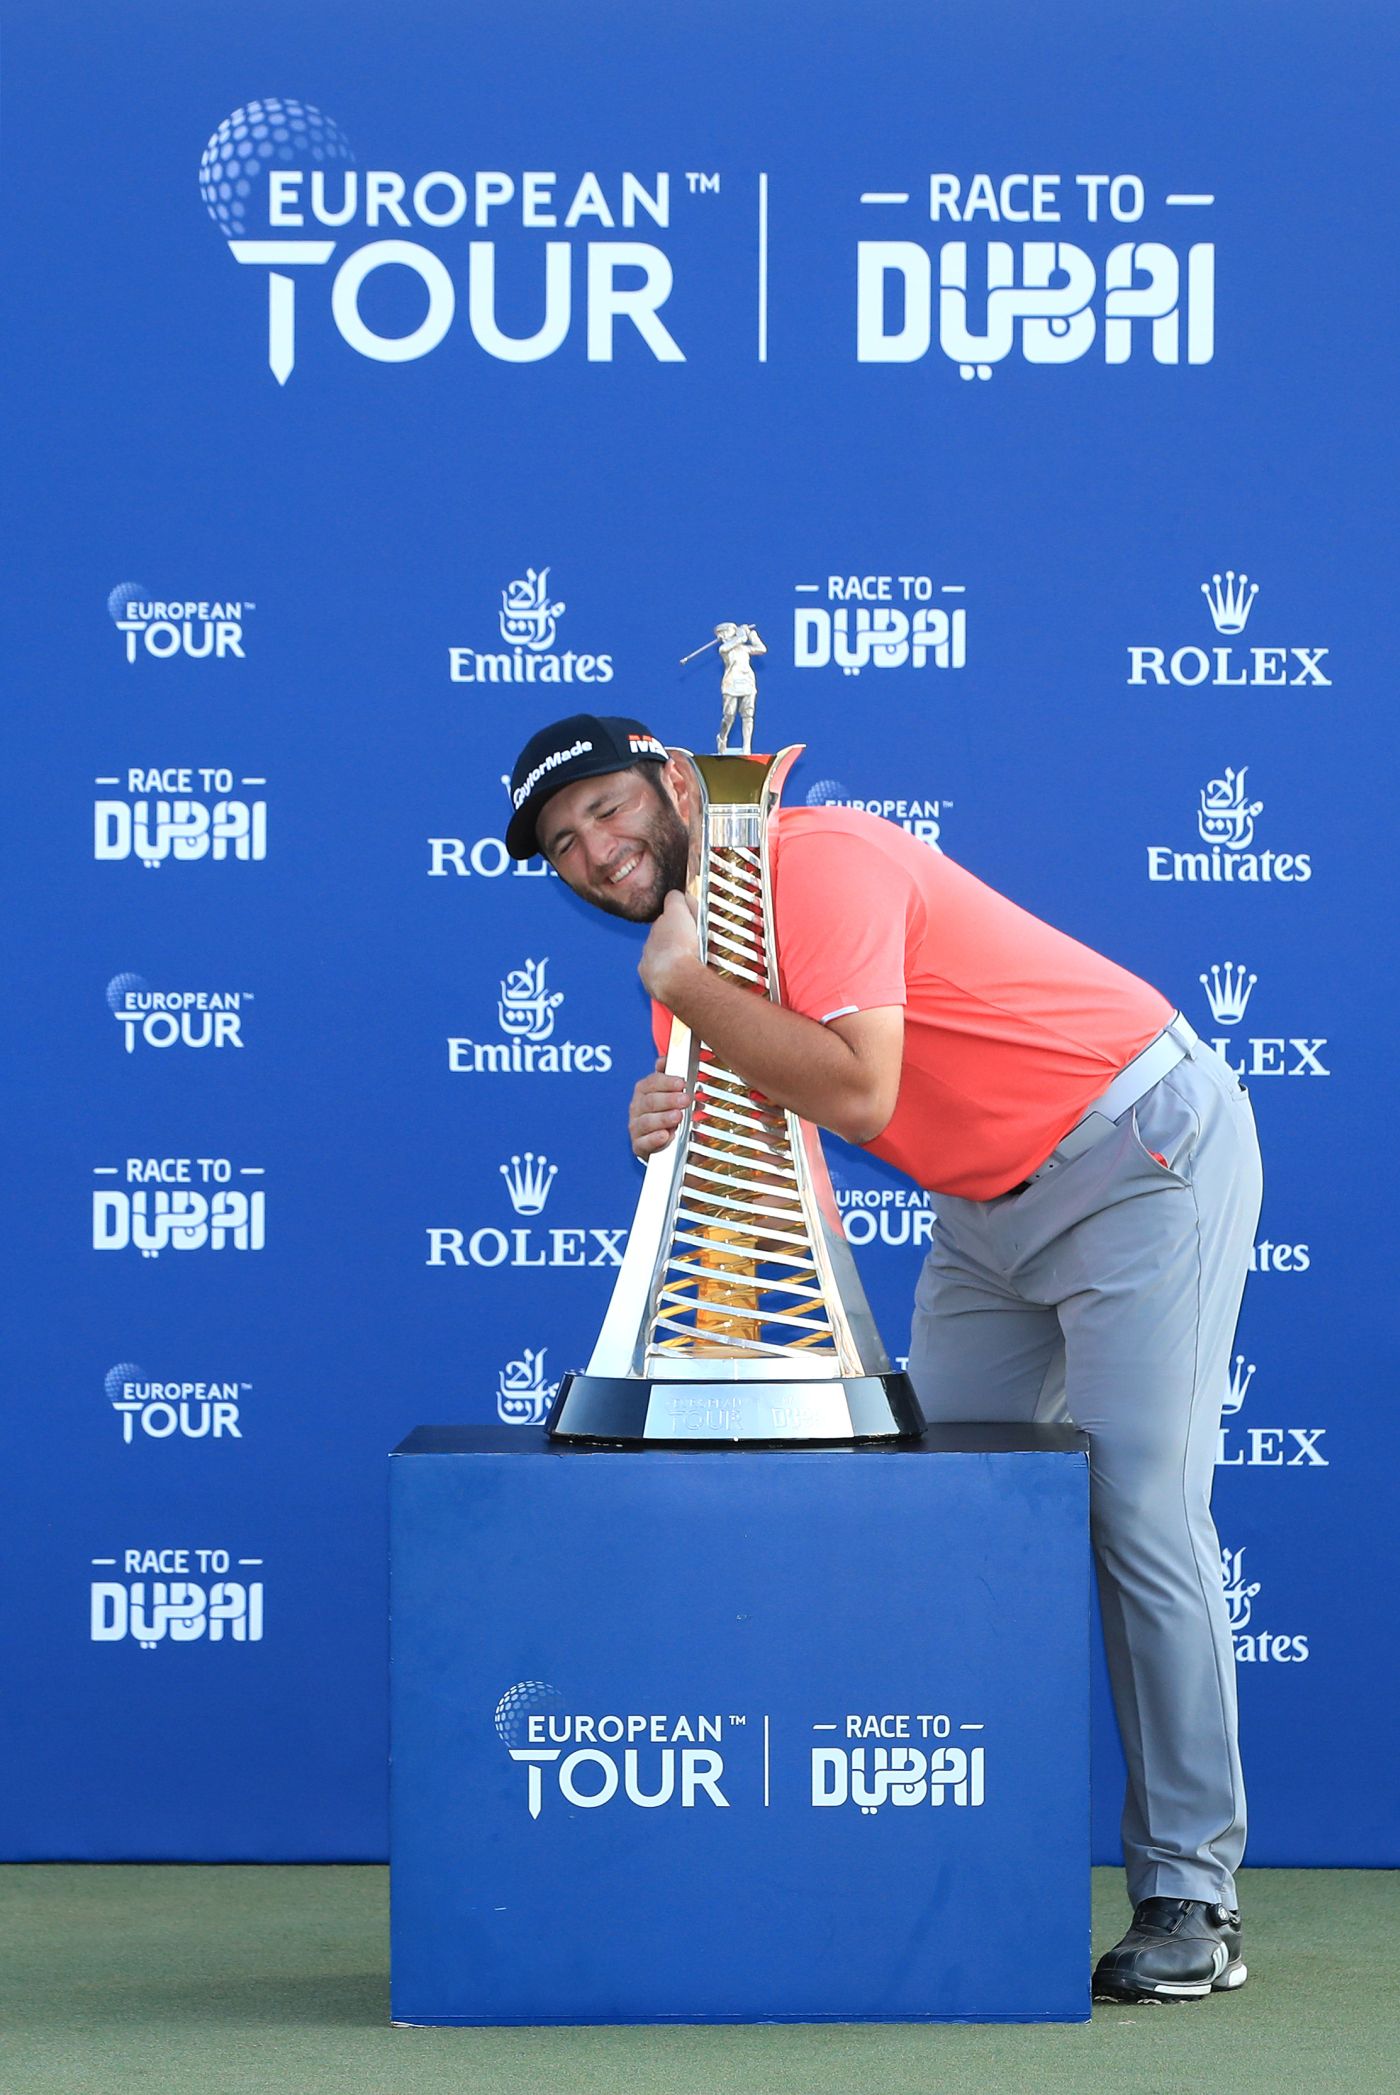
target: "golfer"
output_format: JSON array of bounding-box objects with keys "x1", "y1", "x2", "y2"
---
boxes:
[{"x1": 505, "y1": 712, "x2": 1263, "y2": 2005}]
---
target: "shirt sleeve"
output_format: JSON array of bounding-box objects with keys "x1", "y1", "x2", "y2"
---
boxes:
[{"x1": 773, "y1": 828, "x2": 910, "y2": 1023}]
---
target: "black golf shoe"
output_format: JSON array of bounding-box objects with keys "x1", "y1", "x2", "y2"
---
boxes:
[{"x1": 1092, "y1": 1897, "x2": 1246, "y2": 2004}]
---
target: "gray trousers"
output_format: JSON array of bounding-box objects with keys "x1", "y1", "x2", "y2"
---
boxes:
[{"x1": 908, "y1": 1038, "x2": 1263, "y2": 1906}]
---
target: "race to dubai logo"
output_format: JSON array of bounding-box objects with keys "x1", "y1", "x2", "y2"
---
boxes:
[
  {"x1": 449, "y1": 566, "x2": 614, "y2": 687},
  {"x1": 791, "y1": 573, "x2": 967, "y2": 677},
  {"x1": 1127, "y1": 571, "x2": 1330, "y2": 689},
  {"x1": 94, "y1": 767, "x2": 268, "y2": 869},
  {"x1": 856, "y1": 172, "x2": 1217, "y2": 376},
  {"x1": 92, "y1": 1158, "x2": 266, "y2": 1258},
  {"x1": 1146, "y1": 766, "x2": 1312, "y2": 884},
  {"x1": 448, "y1": 957, "x2": 613, "y2": 1074},
  {"x1": 496, "y1": 1346, "x2": 558, "y2": 1426},
  {"x1": 90, "y1": 1545, "x2": 265, "y2": 1648}
]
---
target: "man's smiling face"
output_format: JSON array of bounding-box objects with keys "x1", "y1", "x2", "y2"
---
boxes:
[{"x1": 538, "y1": 761, "x2": 693, "y2": 922}]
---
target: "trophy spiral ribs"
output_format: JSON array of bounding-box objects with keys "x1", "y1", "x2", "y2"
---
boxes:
[{"x1": 649, "y1": 839, "x2": 837, "y2": 1361}]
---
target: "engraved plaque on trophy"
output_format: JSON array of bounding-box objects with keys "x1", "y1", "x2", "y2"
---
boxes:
[{"x1": 547, "y1": 627, "x2": 925, "y2": 1445}]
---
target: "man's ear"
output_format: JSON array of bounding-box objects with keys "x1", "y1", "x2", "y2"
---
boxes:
[{"x1": 662, "y1": 754, "x2": 692, "y2": 820}]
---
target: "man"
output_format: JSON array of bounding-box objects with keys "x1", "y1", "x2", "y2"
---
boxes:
[{"x1": 505, "y1": 712, "x2": 1263, "y2": 2006}]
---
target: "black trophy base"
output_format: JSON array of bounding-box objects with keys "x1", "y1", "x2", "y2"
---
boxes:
[{"x1": 546, "y1": 1372, "x2": 926, "y2": 1446}]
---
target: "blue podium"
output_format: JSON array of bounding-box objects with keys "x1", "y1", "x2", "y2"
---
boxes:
[{"x1": 390, "y1": 1425, "x2": 1090, "y2": 2025}]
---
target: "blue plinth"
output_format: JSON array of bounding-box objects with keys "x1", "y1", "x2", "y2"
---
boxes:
[{"x1": 390, "y1": 1425, "x2": 1090, "y2": 2025}]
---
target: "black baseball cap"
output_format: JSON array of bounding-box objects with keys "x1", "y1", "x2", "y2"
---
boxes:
[{"x1": 505, "y1": 713, "x2": 670, "y2": 859}]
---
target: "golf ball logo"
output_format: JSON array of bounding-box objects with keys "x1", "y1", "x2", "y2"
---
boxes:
[
  {"x1": 198, "y1": 98, "x2": 353, "y2": 239},
  {"x1": 494, "y1": 1679, "x2": 564, "y2": 1748}
]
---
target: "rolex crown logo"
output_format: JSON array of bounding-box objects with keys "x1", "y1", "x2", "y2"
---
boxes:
[
  {"x1": 1201, "y1": 569, "x2": 1259, "y2": 635},
  {"x1": 1200, "y1": 962, "x2": 1258, "y2": 1027},
  {"x1": 1223, "y1": 1353, "x2": 1256, "y2": 1417},
  {"x1": 500, "y1": 1151, "x2": 558, "y2": 1215}
]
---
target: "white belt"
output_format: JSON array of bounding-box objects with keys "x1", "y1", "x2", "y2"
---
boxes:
[{"x1": 1026, "y1": 1014, "x2": 1198, "y2": 1183}]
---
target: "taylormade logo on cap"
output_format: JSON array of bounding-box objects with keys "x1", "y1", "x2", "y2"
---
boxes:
[{"x1": 513, "y1": 739, "x2": 594, "y2": 810}]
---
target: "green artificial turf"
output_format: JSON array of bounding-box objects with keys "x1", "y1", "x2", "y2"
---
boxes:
[{"x1": 1, "y1": 1865, "x2": 1395, "y2": 2095}]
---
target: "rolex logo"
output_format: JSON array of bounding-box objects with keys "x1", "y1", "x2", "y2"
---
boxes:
[
  {"x1": 1222, "y1": 1354, "x2": 1256, "y2": 1417},
  {"x1": 1129, "y1": 571, "x2": 1329, "y2": 691},
  {"x1": 500, "y1": 1151, "x2": 558, "y2": 1215},
  {"x1": 1201, "y1": 963, "x2": 1332, "y2": 1080},
  {"x1": 1201, "y1": 569, "x2": 1258, "y2": 635},
  {"x1": 1200, "y1": 963, "x2": 1258, "y2": 1027}
]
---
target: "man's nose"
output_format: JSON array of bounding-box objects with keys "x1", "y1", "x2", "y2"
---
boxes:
[{"x1": 579, "y1": 825, "x2": 611, "y2": 882}]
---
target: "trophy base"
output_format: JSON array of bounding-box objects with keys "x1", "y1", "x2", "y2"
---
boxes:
[{"x1": 546, "y1": 1372, "x2": 926, "y2": 1446}]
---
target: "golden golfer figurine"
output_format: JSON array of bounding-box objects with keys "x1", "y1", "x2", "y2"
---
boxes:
[{"x1": 547, "y1": 628, "x2": 924, "y2": 1443}]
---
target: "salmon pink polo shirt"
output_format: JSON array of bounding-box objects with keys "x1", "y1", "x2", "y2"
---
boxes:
[{"x1": 765, "y1": 806, "x2": 1173, "y2": 1200}]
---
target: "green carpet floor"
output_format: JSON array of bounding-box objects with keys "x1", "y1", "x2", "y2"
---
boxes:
[{"x1": 2, "y1": 1866, "x2": 1395, "y2": 2095}]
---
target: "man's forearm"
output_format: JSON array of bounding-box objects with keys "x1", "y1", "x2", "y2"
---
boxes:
[{"x1": 657, "y1": 957, "x2": 879, "y2": 1141}]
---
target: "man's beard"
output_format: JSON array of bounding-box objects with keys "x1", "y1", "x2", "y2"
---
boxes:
[{"x1": 591, "y1": 793, "x2": 692, "y2": 922}]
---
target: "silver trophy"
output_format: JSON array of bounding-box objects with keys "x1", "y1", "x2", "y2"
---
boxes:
[{"x1": 547, "y1": 631, "x2": 924, "y2": 1445}]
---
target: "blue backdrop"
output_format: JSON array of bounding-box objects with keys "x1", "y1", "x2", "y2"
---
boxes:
[{"x1": 3, "y1": 0, "x2": 1396, "y2": 1864}]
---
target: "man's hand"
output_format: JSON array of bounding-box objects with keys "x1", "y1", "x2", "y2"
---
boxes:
[
  {"x1": 638, "y1": 889, "x2": 701, "y2": 1007},
  {"x1": 629, "y1": 1056, "x2": 692, "y2": 1158}
]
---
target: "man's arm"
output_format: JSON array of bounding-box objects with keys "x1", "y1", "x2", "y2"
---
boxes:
[{"x1": 638, "y1": 891, "x2": 902, "y2": 1144}]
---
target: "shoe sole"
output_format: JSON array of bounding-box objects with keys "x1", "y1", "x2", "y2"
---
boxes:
[{"x1": 1092, "y1": 1959, "x2": 1247, "y2": 2005}]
